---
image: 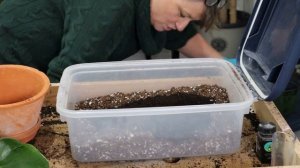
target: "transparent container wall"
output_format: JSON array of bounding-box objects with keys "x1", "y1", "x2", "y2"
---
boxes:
[
  {"x1": 63, "y1": 59, "x2": 251, "y2": 110},
  {"x1": 67, "y1": 109, "x2": 245, "y2": 162},
  {"x1": 57, "y1": 59, "x2": 253, "y2": 162}
]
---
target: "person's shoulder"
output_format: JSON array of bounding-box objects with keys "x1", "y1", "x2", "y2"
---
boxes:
[
  {"x1": 96, "y1": 0, "x2": 135, "y2": 18},
  {"x1": 97, "y1": 0, "x2": 135, "y2": 9},
  {"x1": 69, "y1": 0, "x2": 134, "y2": 11}
]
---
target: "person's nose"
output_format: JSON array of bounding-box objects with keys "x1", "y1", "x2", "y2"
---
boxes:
[{"x1": 175, "y1": 18, "x2": 191, "y2": 31}]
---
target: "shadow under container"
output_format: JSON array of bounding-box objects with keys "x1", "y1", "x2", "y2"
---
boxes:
[
  {"x1": 0, "y1": 65, "x2": 50, "y2": 142},
  {"x1": 56, "y1": 58, "x2": 254, "y2": 162}
]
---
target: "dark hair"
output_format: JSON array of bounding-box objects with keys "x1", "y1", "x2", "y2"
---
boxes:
[
  {"x1": 203, "y1": 6, "x2": 219, "y2": 30},
  {"x1": 192, "y1": 0, "x2": 227, "y2": 31},
  {"x1": 192, "y1": 3, "x2": 223, "y2": 31}
]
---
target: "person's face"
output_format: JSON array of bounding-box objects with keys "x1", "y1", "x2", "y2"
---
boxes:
[{"x1": 150, "y1": 0, "x2": 206, "y2": 32}]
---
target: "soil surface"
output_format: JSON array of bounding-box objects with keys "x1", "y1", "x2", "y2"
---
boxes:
[
  {"x1": 32, "y1": 84, "x2": 270, "y2": 167},
  {"x1": 75, "y1": 85, "x2": 229, "y2": 110}
]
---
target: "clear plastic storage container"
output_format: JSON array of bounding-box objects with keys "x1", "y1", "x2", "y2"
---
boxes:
[{"x1": 56, "y1": 58, "x2": 254, "y2": 162}]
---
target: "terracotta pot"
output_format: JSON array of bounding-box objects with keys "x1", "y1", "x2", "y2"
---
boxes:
[
  {"x1": 0, "y1": 65, "x2": 50, "y2": 142},
  {"x1": 9, "y1": 117, "x2": 42, "y2": 143}
]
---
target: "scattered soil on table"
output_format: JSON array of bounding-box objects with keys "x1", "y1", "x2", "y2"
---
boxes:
[
  {"x1": 33, "y1": 106, "x2": 269, "y2": 168},
  {"x1": 75, "y1": 85, "x2": 229, "y2": 110},
  {"x1": 33, "y1": 84, "x2": 269, "y2": 167}
]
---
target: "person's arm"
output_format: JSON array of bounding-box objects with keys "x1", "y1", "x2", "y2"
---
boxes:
[
  {"x1": 179, "y1": 33, "x2": 222, "y2": 58},
  {"x1": 47, "y1": 1, "x2": 131, "y2": 82}
]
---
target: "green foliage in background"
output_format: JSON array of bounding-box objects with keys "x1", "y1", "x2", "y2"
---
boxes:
[{"x1": 0, "y1": 138, "x2": 49, "y2": 168}]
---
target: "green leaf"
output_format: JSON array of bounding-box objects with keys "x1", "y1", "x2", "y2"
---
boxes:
[{"x1": 0, "y1": 138, "x2": 49, "y2": 168}]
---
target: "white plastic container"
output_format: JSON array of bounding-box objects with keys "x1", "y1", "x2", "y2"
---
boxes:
[{"x1": 56, "y1": 58, "x2": 254, "y2": 162}]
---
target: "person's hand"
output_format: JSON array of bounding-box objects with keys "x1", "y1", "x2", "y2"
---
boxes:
[{"x1": 224, "y1": 57, "x2": 237, "y2": 65}]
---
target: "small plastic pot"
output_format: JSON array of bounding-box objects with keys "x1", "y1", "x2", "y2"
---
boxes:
[{"x1": 0, "y1": 65, "x2": 50, "y2": 142}]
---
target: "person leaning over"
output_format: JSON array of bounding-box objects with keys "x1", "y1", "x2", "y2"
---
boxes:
[{"x1": 0, "y1": 0, "x2": 225, "y2": 82}]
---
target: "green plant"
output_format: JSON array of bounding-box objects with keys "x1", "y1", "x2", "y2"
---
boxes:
[{"x1": 0, "y1": 138, "x2": 49, "y2": 168}]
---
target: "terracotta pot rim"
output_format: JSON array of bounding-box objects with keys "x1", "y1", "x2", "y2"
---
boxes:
[
  {"x1": 5, "y1": 117, "x2": 41, "y2": 143},
  {"x1": 0, "y1": 65, "x2": 50, "y2": 108}
]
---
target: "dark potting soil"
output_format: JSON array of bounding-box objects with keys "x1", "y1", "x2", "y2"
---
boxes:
[
  {"x1": 75, "y1": 84, "x2": 230, "y2": 110},
  {"x1": 120, "y1": 93, "x2": 214, "y2": 108}
]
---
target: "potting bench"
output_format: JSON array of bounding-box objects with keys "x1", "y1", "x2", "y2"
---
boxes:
[{"x1": 37, "y1": 83, "x2": 300, "y2": 167}]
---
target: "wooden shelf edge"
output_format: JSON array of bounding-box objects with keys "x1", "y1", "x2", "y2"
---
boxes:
[
  {"x1": 43, "y1": 83, "x2": 59, "y2": 107},
  {"x1": 253, "y1": 101, "x2": 300, "y2": 166}
]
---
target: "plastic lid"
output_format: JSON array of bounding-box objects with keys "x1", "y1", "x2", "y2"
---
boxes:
[
  {"x1": 237, "y1": 0, "x2": 300, "y2": 100},
  {"x1": 258, "y1": 122, "x2": 276, "y2": 135}
]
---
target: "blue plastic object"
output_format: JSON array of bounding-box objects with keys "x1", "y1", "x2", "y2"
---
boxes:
[
  {"x1": 236, "y1": 0, "x2": 300, "y2": 101},
  {"x1": 224, "y1": 58, "x2": 237, "y2": 65}
]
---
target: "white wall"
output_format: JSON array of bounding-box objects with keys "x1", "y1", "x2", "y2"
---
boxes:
[
  {"x1": 237, "y1": 0, "x2": 256, "y2": 14},
  {"x1": 197, "y1": 0, "x2": 257, "y2": 58}
]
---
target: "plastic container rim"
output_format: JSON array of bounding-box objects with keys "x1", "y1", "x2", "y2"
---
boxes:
[
  {"x1": 57, "y1": 101, "x2": 253, "y2": 119},
  {"x1": 57, "y1": 58, "x2": 254, "y2": 118}
]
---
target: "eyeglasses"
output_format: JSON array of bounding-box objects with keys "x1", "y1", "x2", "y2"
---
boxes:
[{"x1": 205, "y1": 0, "x2": 227, "y2": 8}]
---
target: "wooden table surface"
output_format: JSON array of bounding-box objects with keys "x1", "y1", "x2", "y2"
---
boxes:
[{"x1": 34, "y1": 84, "x2": 300, "y2": 168}]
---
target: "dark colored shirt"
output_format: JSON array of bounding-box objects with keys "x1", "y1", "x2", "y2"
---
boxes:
[{"x1": 0, "y1": 0, "x2": 197, "y2": 82}]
